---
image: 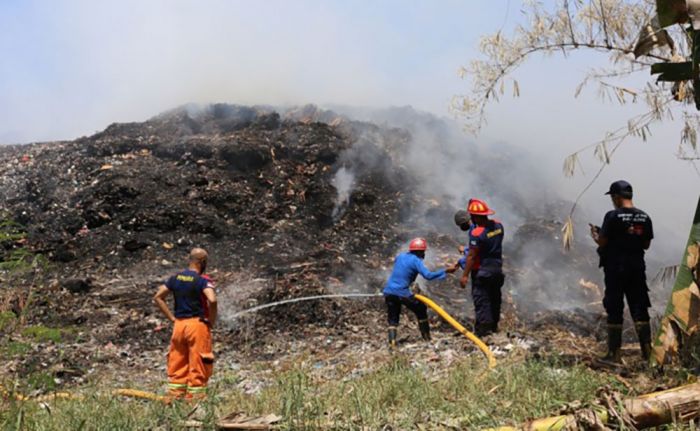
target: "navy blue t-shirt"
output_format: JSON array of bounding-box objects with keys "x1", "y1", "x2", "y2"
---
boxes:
[
  {"x1": 469, "y1": 220, "x2": 504, "y2": 276},
  {"x1": 165, "y1": 269, "x2": 210, "y2": 318},
  {"x1": 599, "y1": 207, "x2": 653, "y2": 269}
]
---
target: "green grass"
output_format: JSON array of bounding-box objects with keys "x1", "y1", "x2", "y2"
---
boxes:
[
  {"x1": 21, "y1": 325, "x2": 64, "y2": 343},
  {"x1": 0, "y1": 356, "x2": 695, "y2": 430},
  {"x1": 0, "y1": 218, "x2": 30, "y2": 272},
  {"x1": 25, "y1": 372, "x2": 57, "y2": 393},
  {"x1": 3, "y1": 341, "x2": 30, "y2": 357},
  {"x1": 0, "y1": 311, "x2": 16, "y2": 332},
  {"x1": 220, "y1": 355, "x2": 623, "y2": 430},
  {"x1": 0, "y1": 393, "x2": 211, "y2": 431},
  {"x1": 0, "y1": 218, "x2": 26, "y2": 243},
  {"x1": 0, "y1": 216, "x2": 49, "y2": 274}
]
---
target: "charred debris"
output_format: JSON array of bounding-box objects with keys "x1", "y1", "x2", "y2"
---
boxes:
[{"x1": 0, "y1": 104, "x2": 616, "y2": 348}]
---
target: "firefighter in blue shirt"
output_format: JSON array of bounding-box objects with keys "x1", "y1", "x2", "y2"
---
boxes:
[
  {"x1": 591, "y1": 180, "x2": 653, "y2": 361},
  {"x1": 383, "y1": 238, "x2": 456, "y2": 348},
  {"x1": 459, "y1": 199, "x2": 505, "y2": 337}
]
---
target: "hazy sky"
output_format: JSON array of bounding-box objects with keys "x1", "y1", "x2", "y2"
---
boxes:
[
  {"x1": 0, "y1": 0, "x2": 497, "y2": 142},
  {"x1": 1, "y1": 0, "x2": 699, "y2": 261}
]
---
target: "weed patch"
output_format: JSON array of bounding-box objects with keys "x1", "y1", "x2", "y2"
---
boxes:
[
  {"x1": 21, "y1": 325, "x2": 63, "y2": 343},
  {"x1": 3, "y1": 341, "x2": 30, "y2": 357},
  {"x1": 0, "y1": 311, "x2": 16, "y2": 332}
]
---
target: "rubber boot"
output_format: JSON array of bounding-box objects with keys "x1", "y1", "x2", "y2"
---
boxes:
[
  {"x1": 635, "y1": 321, "x2": 652, "y2": 361},
  {"x1": 602, "y1": 324, "x2": 623, "y2": 363},
  {"x1": 474, "y1": 323, "x2": 486, "y2": 338},
  {"x1": 474, "y1": 322, "x2": 494, "y2": 338},
  {"x1": 418, "y1": 319, "x2": 431, "y2": 341},
  {"x1": 388, "y1": 327, "x2": 397, "y2": 350}
]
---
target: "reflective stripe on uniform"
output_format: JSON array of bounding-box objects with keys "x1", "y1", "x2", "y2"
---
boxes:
[
  {"x1": 168, "y1": 383, "x2": 187, "y2": 390},
  {"x1": 187, "y1": 386, "x2": 207, "y2": 393}
]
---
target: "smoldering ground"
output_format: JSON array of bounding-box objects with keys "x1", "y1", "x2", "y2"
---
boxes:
[
  {"x1": 321, "y1": 105, "x2": 673, "y2": 316},
  {"x1": 1, "y1": 1, "x2": 690, "y2": 320}
]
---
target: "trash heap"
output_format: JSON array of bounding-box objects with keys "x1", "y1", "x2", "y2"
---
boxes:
[{"x1": 0, "y1": 104, "x2": 621, "y2": 388}]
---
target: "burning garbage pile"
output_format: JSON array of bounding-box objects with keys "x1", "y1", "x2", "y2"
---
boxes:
[
  {"x1": 0, "y1": 103, "x2": 617, "y2": 369},
  {"x1": 1, "y1": 105, "x2": 418, "y2": 274},
  {"x1": 0, "y1": 105, "x2": 441, "y2": 336}
]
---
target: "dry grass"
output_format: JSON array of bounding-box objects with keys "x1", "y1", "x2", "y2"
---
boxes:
[{"x1": 1, "y1": 355, "x2": 655, "y2": 430}]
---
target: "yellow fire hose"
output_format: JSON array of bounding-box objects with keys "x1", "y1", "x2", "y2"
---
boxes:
[
  {"x1": 113, "y1": 388, "x2": 167, "y2": 402},
  {"x1": 1, "y1": 384, "x2": 166, "y2": 403},
  {"x1": 414, "y1": 294, "x2": 497, "y2": 369}
]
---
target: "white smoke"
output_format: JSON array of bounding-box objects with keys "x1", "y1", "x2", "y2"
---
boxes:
[
  {"x1": 331, "y1": 166, "x2": 356, "y2": 221},
  {"x1": 323, "y1": 105, "x2": 611, "y2": 313}
]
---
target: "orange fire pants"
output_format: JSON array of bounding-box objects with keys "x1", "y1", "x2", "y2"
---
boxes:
[{"x1": 167, "y1": 317, "x2": 214, "y2": 398}]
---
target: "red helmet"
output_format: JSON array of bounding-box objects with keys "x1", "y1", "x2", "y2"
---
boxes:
[
  {"x1": 468, "y1": 199, "x2": 495, "y2": 216},
  {"x1": 408, "y1": 238, "x2": 427, "y2": 251}
]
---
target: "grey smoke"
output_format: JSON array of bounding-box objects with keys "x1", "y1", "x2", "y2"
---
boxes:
[
  {"x1": 323, "y1": 105, "x2": 627, "y2": 313},
  {"x1": 331, "y1": 166, "x2": 356, "y2": 220}
]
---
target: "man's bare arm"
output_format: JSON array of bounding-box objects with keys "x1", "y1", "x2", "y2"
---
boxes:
[
  {"x1": 154, "y1": 285, "x2": 176, "y2": 323},
  {"x1": 460, "y1": 247, "x2": 478, "y2": 288},
  {"x1": 203, "y1": 288, "x2": 217, "y2": 327},
  {"x1": 595, "y1": 236, "x2": 608, "y2": 247}
]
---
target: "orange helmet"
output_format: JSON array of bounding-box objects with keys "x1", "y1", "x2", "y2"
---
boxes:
[
  {"x1": 468, "y1": 199, "x2": 495, "y2": 216},
  {"x1": 408, "y1": 238, "x2": 427, "y2": 251}
]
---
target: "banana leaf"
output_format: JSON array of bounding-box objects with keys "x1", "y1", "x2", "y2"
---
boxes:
[
  {"x1": 656, "y1": 0, "x2": 689, "y2": 28},
  {"x1": 651, "y1": 61, "x2": 693, "y2": 81},
  {"x1": 653, "y1": 196, "x2": 700, "y2": 365}
]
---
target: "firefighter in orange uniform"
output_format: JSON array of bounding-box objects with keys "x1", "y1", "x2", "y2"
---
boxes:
[{"x1": 154, "y1": 248, "x2": 217, "y2": 399}]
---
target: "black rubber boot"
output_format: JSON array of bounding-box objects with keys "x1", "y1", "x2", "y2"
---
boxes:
[
  {"x1": 388, "y1": 327, "x2": 397, "y2": 350},
  {"x1": 635, "y1": 321, "x2": 652, "y2": 360},
  {"x1": 418, "y1": 319, "x2": 431, "y2": 341},
  {"x1": 474, "y1": 322, "x2": 493, "y2": 338},
  {"x1": 490, "y1": 321, "x2": 499, "y2": 334},
  {"x1": 602, "y1": 324, "x2": 623, "y2": 363}
]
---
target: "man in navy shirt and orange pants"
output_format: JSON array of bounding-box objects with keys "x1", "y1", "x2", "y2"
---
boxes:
[
  {"x1": 154, "y1": 248, "x2": 217, "y2": 399},
  {"x1": 459, "y1": 199, "x2": 505, "y2": 337}
]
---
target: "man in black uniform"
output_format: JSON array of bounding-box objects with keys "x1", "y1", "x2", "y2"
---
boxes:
[{"x1": 591, "y1": 180, "x2": 653, "y2": 361}]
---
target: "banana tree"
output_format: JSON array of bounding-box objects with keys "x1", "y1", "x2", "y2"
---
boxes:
[{"x1": 642, "y1": 1, "x2": 700, "y2": 108}]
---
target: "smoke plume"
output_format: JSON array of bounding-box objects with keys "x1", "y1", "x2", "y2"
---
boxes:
[
  {"x1": 331, "y1": 167, "x2": 356, "y2": 221},
  {"x1": 324, "y1": 105, "x2": 623, "y2": 313}
]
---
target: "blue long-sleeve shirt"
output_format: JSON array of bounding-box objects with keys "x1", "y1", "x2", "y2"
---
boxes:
[
  {"x1": 383, "y1": 252, "x2": 446, "y2": 298},
  {"x1": 458, "y1": 246, "x2": 468, "y2": 269},
  {"x1": 458, "y1": 223, "x2": 476, "y2": 269}
]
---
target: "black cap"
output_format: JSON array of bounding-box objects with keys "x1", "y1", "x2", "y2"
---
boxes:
[
  {"x1": 605, "y1": 180, "x2": 633, "y2": 198},
  {"x1": 454, "y1": 210, "x2": 470, "y2": 226}
]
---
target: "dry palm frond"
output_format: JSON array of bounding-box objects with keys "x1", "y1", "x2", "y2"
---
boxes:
[
  {"x1": 682, "y1": 115, "x2": 698, "y2": 151},
  {"x1": 562, "y1": 216, "x2": 575, "y2": 251},
  {"x1": 651, "y1": 265, "x2": 680, "y2": 286},
  {"x1": 594, "y1": 141, "x2": 611, "y2": 164},
  {"x1": 563, "y1": 153, "x2": 580, "y2": 177}
]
